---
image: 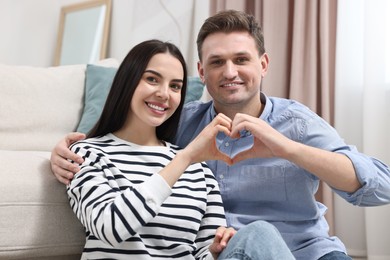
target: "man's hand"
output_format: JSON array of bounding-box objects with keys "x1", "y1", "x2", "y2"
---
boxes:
[
  {"x1": 230, "y1": 113, "x2": 294, "y2": 163},
  {"x1": 209, "y1": 226, "x2": 236, "y2": 259},
  {"x1": 230, "y1": 113, "x2": 361, "y2": 192},
  {"x1": 50, "y1": 132, "x2": 86, "y2": 185}
]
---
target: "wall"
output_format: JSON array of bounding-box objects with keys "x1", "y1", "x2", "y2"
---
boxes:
[{"x1": 0, "y1": 0, "x2": 209, "y2": 75}]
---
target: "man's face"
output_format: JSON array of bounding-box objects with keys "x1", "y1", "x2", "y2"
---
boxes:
[{"x1": 198, "y1": 31, "x2": 268, "y2": 111}]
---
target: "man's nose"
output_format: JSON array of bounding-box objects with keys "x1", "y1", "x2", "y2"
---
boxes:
[{"x1": 223, "y1": 61, "x2": 238, "y2": 79}]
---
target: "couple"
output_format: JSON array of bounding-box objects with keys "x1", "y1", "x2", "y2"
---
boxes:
[
  {"x1": 61, "y1": 14, "x2": 292, "y2": 260},
  {"x1": 51, "y1": 10, "x2": 390, "y2": 260}
]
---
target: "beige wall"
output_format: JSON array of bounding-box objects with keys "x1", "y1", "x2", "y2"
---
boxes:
[{"x1": 0, "y1": 0, "x2": 209, "y2": 75}]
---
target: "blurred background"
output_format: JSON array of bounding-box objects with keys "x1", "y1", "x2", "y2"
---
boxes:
[{"x1": 1, "y1": 0, "x2": 389, "y2": 259}]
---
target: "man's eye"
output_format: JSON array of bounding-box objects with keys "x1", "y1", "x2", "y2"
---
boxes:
[
  {"x1": 211, "y1": 60, "x2": 223, "y2": 65},
  {"x1": 236, "y1": 57, "x2": 248, "y2": 63}
]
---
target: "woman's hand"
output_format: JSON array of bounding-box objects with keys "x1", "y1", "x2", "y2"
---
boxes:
[
  {"x1": 209, "y1": 226, "x2": 237, "y2": 259},
  {"x1": 183, "y1": 113, "x2": 233, "y2": 165}
]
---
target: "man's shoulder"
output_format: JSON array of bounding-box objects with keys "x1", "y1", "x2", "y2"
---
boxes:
[
  {"x1": 268, "y1": 96, "x2": 317, "y2": 119},
  {"x1": 175, "y1": 101, "x2": 213, "y2": 147},
  {"x1": 183, "y1": 100, "x2": 213, "y2": 112},
  {"x1": 268, "y1": 96, "x2": 304, "y2": 108},
  {"x1": 181, "y1": 100, "x2": 213, "y2": 123}
]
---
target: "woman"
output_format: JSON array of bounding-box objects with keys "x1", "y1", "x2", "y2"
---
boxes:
[{"x1": 67, "y1": 39, "x2": 234, "y2": 259}]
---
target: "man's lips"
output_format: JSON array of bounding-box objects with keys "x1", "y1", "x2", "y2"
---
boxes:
[{"x1": 220, "y1": 82, "x2": 243, "y2": 89}]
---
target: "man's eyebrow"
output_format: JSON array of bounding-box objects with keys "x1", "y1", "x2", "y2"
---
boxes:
[
  {"x1": 208, "y1": 54, "x2": 222, "y2": 59},
  {"x1": 236, "y1": 51, "x2": 251, "y2": 56},
  {"x1": 207, "y1": 51, "x2": 250, "y2": 60}
]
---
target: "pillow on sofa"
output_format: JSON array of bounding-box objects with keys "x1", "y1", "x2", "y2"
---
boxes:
[
  {"x1": 0, "y1": 59, "x2": 119, "y2": 151},
  {"x1": 77, "y1": 64, "x2": 117, "y2": 134},
  {"x1": 0, "y1": 63, "x2": 85, "y2": 151},
  {"x1": 76, "y1": 65, "x2": 205, "y2": 134},
  {"x1": 186, "y1": 76, "x2": 205, "y2": 103}
]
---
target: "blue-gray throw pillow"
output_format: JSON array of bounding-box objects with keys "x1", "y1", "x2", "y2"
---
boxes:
[
  {"x1": 76, "y1": 64, "x2": 117, "y2": 133},
  {"x1": 77, "y1": 65, "x2": 205, "y2": 134},
  {"x1": 185, "y1": 76, "x2": 205, "y2": 103}
]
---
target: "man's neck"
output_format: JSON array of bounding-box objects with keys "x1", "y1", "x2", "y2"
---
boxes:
[{"x1": 213, "y1": 94, "x2": 265, "y2": 120}]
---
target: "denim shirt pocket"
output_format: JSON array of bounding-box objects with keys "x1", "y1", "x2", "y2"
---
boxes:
[{"x1": 238, "y1": 164, "x2": 287, "y2": 202}]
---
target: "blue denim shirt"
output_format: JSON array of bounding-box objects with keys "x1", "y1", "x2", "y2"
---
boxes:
[{"x1": 174, "y1": 93, "x2": 390, "y2": 260}]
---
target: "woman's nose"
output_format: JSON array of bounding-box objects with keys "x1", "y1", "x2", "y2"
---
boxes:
[{"x1": 156, "y1": 84, "x2": 169, "y2": 99}]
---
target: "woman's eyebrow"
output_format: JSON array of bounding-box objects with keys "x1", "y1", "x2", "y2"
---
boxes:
[
  {"x1": 144, "y1": 69, "x2": 162, "y2": 78},
  {"x1": 172, "y1": 78, "x2": 183, "y2": 83},
  {"x1": 145, "y1": 69, "x2": 183, "y2": 83}
]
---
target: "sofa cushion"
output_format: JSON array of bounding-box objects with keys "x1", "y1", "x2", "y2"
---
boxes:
[
  {"x1": 0, "y1": 150, "x2": 84, "y2": 259},
  {"x1": 76, "y1": 64, "x2": 205, "y2": 134},
  {"x1": 0, "y1": 59, "x2": 119, "y2": 151}
]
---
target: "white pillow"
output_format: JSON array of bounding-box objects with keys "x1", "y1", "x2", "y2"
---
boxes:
[{"x1": 0, "y1": 59, "x2": 119, "y2": 151}]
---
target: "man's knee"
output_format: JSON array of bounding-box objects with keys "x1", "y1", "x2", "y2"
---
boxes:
[
  {"x1": 220, "y1": 221, "x2": 293, "y2": 260},
  {"x1": 233, "y1": 220, "x2": 287, "y2": 249},
  {"x1": 240, "y1": 220, "x2": 280, "y2": 237}
]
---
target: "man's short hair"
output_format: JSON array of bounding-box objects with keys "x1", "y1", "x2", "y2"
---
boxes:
[{"x1": 196, "y1": 10, "x2": 266, "y2": 61}]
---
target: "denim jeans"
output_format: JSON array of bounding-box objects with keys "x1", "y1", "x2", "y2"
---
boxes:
[
  {"x1": 218, "y1": 220, "x2": 295, "y2": 260},
  {"x1": 318, "y1": 251, "x2": 352, "y2": 260}
]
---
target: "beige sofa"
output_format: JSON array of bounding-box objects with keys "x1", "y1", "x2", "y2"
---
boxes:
[
  {"x1": 0, "y1": 59, "x2": 206, "y2": 259},
  {"x1": 0, "y1": 59, "x2": 119, "y2": 260}
]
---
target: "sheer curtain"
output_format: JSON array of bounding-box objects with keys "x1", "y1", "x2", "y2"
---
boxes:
[{"x1": 334, "y1": 0, "x2": 390, "y2": 259}]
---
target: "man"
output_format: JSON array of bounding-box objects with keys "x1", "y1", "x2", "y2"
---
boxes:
[{"x1": 51, "y1": 10, "x2": 390, "y2": 259}]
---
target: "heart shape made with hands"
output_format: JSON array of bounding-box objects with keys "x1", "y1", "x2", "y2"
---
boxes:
[{"x1": 215, "y1": 130, "x2": 254, "y2": 159}]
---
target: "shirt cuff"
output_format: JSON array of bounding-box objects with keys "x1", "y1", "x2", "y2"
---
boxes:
[
  {"x1": 336, "y1": 150, "x2": 379, "y2": 205},
  {"x1": 140, "y1": 174, "x2": 172, "y2": 207}
]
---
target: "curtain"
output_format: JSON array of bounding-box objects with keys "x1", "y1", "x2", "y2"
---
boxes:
[
  {"x1": 334, "y1": 0, "x2": 390, "y2": 259},
  {"x1": 210, "y1": 0, "x2": 338, "y2": 235}
]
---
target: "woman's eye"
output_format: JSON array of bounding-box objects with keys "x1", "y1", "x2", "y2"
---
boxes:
[
  {"x1": 146, "y1": 76, "x2": 158, "y2": 83},
  {"x1": 170, "y1": 84, "x2": 182, "y2": 91}
]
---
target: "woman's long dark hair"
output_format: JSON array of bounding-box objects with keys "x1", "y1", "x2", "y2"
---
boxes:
[{"x1": 87, "y1": 40, "x2": 188, "y2": 143}]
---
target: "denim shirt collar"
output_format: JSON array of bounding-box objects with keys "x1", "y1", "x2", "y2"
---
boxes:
[{"x1": 210, "y1": 92, "x2": 271, "y2": 121}]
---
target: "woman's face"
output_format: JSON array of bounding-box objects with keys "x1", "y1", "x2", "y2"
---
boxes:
[{"x1": 129, "y1": 52, "x2": 184, "y2": 129}]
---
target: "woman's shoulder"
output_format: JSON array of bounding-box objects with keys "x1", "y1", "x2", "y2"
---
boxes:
[{"x1": 70, "y1": 134, "x2": 117, "y2": 153}]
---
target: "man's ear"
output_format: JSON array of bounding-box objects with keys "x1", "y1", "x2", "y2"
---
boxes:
[
  {"x1": 260, "y1": 53, "x2": 269, "y2": 77},
  {"x1": 197, "y1": 61, "x2": 205, "y2": 84}
]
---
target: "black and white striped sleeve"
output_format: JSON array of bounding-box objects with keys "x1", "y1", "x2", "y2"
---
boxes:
[
  {"x1": 67, "y1": 144, "x2": 172, "y2": 247},
  {"x1": 193, "y1": 164, "x2": 227, "y2": 260}
]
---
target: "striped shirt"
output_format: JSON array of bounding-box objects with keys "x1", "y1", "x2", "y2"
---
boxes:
[{"x1": 67, "y1": 133, "x2": 226, "y2": 260}]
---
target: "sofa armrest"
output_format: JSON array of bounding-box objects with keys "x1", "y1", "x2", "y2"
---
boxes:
[{"x1": 0, "y1": 150, "x2": 84, "y2": 259}]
